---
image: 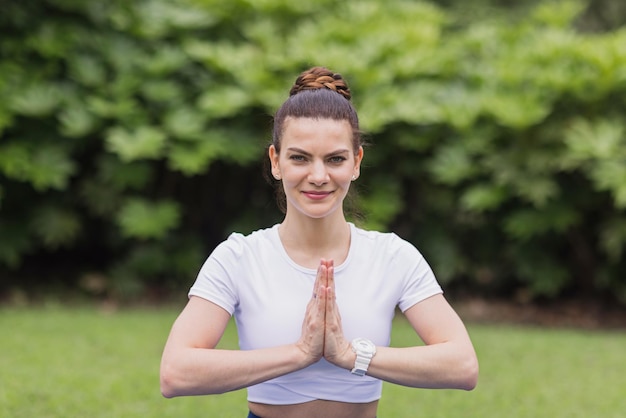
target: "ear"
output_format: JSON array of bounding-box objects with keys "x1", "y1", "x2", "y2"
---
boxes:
[
  {"x1": 352, "y1": 146, "x2": 364, "y2": 180},
  {"x1": 268, "y1": 145, "x2": 281, "y2": 180}
]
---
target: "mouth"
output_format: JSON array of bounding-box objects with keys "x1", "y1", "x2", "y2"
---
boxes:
[{"x1": 302, "y1": 191, "x2": 332, "y2": 200}]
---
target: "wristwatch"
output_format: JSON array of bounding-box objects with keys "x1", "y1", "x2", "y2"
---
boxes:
[{"x1": 350, "y1": 337, "x2": 377, "y2": 376}]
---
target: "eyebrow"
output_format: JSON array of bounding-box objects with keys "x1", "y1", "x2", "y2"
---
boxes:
[{"x1": 286, "y1": 147, "x2": 350, "y2": 158}]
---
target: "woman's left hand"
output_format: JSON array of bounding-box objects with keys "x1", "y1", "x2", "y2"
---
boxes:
[{"x1": 320, "y1": 259, "x2": 353, "y2": 369}]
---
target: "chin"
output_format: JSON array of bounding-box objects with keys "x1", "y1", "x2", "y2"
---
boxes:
[{"x1": 292, "y1": 204, "x2": 341, "y2": 220}]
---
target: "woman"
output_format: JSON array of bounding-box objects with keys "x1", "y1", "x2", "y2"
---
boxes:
[{"x1": 160, "y1": 66, "x2": 478, "y2": 418}]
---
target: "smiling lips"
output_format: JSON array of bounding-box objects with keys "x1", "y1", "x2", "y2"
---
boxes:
[{"x1": 302, "y1": 191, "x2": 332, "y2": 200}]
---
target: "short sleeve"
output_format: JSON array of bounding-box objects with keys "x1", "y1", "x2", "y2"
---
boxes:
[
  {"x1": 391, "y1": 236, "x2": 443, "y2": 312},
  {"x1": 188, "y1": 233, "x2": 244, "y2": 315}
]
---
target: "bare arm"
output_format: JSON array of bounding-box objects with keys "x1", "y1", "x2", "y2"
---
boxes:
[
  {"x1": 160, "y1": 263, "x2": 331, "y2": 398},
  {"x1": 160, "y1": 297, "x2": 311, "y2": 397},
  {"x1": 326, "y1": 293, "x2": 478, "y2": 390},
  {"x1": 368, "y1": 294, "x2": 478, "y2": 389}
]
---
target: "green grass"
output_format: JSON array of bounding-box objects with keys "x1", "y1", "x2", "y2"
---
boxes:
[{"x1": 1, "y1": 305, "x2": 624, "y2": 418}]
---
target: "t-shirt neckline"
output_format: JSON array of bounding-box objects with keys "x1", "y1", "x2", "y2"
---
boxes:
[{"x1": 271, "y1": 223, "x2": 356, "y2": 274}]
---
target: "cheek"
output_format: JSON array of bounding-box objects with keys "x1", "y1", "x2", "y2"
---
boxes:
[
  {"x1": 333, "y1": 167, "x2": 355, "y2": 183},
  {"x1": 278, "y1": 167, "x2": 303, "y2": 189}
]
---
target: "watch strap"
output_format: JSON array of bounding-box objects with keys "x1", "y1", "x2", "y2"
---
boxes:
[{"x1": 350, "y1": 338, "x2": 376, "y2": 376}]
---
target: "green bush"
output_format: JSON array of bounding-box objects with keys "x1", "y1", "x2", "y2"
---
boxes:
[{"x1": 0, "y1": 0, "x2": 625, "y2": 302}]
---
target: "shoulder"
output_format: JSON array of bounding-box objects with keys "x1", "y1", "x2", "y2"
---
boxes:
[
  {"x1": 211, "y1": 225, "x2": 278, "y2": 259},
  {"x1": 351, "y1": 224, "x2": 418, "y2": 254},
  {"x1": 350, "y1": 224, "x2": 426, "y2": 270}
]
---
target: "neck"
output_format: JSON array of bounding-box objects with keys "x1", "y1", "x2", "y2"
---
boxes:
[{"x1": 279, "y1": 210, "x2": 350, "y2": 254}]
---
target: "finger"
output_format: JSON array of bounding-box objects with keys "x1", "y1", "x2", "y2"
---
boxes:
[
  {"x1": 325, "y1": 282, "x2": 335, "y2": 314},
  {"x1": 318, "y1": 285, "x2": 327, "y2": 306},
  {"x1": 298, "y1": 287, "x2": 326, "y2": 363},
  {"x1": 326, "y1": 280, "x2": 343, "y2": 327},
  {"x1": 323, "y1": 284, "x2": 348, "y2": 362},
  {"x1": 327, "y1": 263, "x2": 335, "y2": 292},
  {"x1": 320, "y1": 259, "x2": 329, "y2": 288},
  {"x1": 312, "y1": 263, "x2": 326, "y2": 299},
  {"x1": 316, "y1": 285, "x2": 328, "y2": 322}
]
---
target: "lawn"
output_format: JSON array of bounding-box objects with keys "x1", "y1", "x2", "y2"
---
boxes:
[{"x1": 1, "y1": 304, "x2": 624, "y2": 418}]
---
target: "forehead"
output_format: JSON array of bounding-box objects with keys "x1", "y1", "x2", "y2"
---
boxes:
[{"x1": 282, "y1": 117, "x2": 353, "y2": 149}]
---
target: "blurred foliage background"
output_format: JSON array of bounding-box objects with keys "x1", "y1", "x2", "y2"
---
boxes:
[{"x1": 0, "y1": 0, "x2": 625, "y2": 304}]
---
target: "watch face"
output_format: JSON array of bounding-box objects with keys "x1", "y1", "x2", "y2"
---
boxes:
[{"x1": 353, "y1": 338, "x2": 376, "y2": 354}]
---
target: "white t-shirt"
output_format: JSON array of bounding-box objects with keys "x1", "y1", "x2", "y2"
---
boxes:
[{"x1": 189, "y1": 223, "x2": 442, "y2": 404}]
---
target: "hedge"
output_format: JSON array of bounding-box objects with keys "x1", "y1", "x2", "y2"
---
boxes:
[{"x1": 0, "y1": 0, "x2": 625, "y2": 303}]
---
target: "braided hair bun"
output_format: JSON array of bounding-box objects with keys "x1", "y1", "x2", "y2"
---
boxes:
[{"x1": 289, "y1": 66, "x2": 351, "y2": 101}]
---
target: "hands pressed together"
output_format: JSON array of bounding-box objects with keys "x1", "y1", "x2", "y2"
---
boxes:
[{"x1": 297, "y1": 259, "x2": 353, "y2": 369}]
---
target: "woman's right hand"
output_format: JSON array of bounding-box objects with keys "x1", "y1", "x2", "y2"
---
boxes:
[{"x1": 296, "y1": 259, "x2": 330, "y2": 364}]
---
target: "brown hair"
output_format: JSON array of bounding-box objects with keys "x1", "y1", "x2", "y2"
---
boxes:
[
  {"x1": 272, "y1": 66, "x2": 362, "y2": 154},
  {"x1": 268, "y1": 66, "x2": 364, "y2": 216}
]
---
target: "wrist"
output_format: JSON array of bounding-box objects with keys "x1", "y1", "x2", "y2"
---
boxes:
[
  {"x1": 293, "y1": 342, "x2": 321, "y2": 368},
  {"x1": 350, "y1": 338, "x2": 376, "y2": 376},
  {"x1": 341, "y1": 342, "x2": 357, "y2": 370}
]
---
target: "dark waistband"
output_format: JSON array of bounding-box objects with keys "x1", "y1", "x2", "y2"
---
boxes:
[{"x1": 248, "y1": 410, "x2": 377, "y2": 418}]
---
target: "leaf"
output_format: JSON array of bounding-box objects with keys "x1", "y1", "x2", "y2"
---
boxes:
[
  {"x1": 10, "y1": 84, "x2": 61, "y2": 117},
  {"x1": 58, "y1": 104, "x2": 98, "y2": 137},
  {"x1": 440, "y1": 86, "x2": 482, "y2": 131},
  {"x1": 79, "y1": 179, "x2": 122, "y2": 217},
  {"x1": 358, "y1": 177, "x2": 404, "y2": 231},
  {"x1": 116, "y1": 198, "x2": 181, "y2": 240},
  {"x1": 27, "y1": 21, "x2": 79, "y2": 58},
  {"x1": 0, "y1": 144, "x2": 30, "y2": 179},
  {"x1": 100, "y1": 35, "x2": 146, "y2": 72},
  {"x1": 0, "y1": 220, "x2": 33, "y2": 268},
  {"x1": 132, "y1": 0, "x2": 218, "y2": 39},
  {"x1": 564, "y1": 117, "x2": 624, "y2": 162},
  {"x1": 504, "y1": 204, "x2": 579, "y2": 241},
  {"x1": 30, "y1": 146, "x2": 76, "y2": 190},
  {"x1": 68, "y1": 54, "x2": 107, "y2": 87},
  {"x1": 517, "y1": 253, "x2": 569, "y2": 297},
  {"x1": 30, "y1": 206, "x2": 81, "y2": 249},
  {"x1": 420, "y1": 229, "x2": 463, "y2": 285},
  {"x1": 197, "y1": 86, "x2": 252, "y2": 119},
  {"x1": 144, "y1": 45, "x2": 189, "y2": 75},
  {"x1": 590, "y1": 160, "x2": 626, "y2": 209},
  {"x1": 220, "y1": 127, "x2": 264, "y2": 164},
  {"x1": 428, "y1": 142, "x2": 477, "y2": 185},
  {"x1": 167, "y1": 130, "x2": 228, "y2": 175},
  {"x1": 515, "y1": 176, "x2": 560, "y2": 207},
  {"x1": 563, "y1": 118, "x2": 626, "y2": 207},
  {"x1": 531, "y1": 0, "x2": 586, "y2": 28},
  {"x1": 87, "y1": 96, "x2": 142, "y2": 119},
  {"x1": 168, "y1": 143, "x2": 215, "y2": 175},
  {"x1": 141, "y1": 80, "x2": 184, "y2": 103},
  {"x1": 0, "y1": 106, "x2": 13, "y2": 135},
  {"x1": 599, "y1": 217, "x2": 626, "y2": 262},
  {"x1": 120, "y1": 244, "x2": 169, "y2": 276},
  {"x1": 481, "y1": 90, "x2": 551, "y2": 129},
  {"x1": 97, "y1": 156, "x2": 153, "y2": 191},
  {"x1": 461, "y1": 184, "x2": 509, "y2": 212},
  {"x1": 105, "y1": 125, "x2": 167, "y2": 161},
  {"x1": 0, "y1": 143, "x2": 76, "y2": 190},
  {"x1": 163, "y1": 106, "x2": 206, "y2": 140}
]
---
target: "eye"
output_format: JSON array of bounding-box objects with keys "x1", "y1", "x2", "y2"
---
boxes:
[
  {"x1": 289, "y1": 154, "x2": 307, "y2": 162},
  {"x1": 328, "y1": 156, "x2": 347, "y2": 164}
]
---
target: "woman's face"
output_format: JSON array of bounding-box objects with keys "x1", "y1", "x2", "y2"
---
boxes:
[{"x1": 269, "y1": 117, "x2": 363, "y2": 220}]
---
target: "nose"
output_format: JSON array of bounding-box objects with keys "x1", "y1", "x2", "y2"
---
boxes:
[{"x1": 308, "y1": 160, "x2": 329, "y2": 186}]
